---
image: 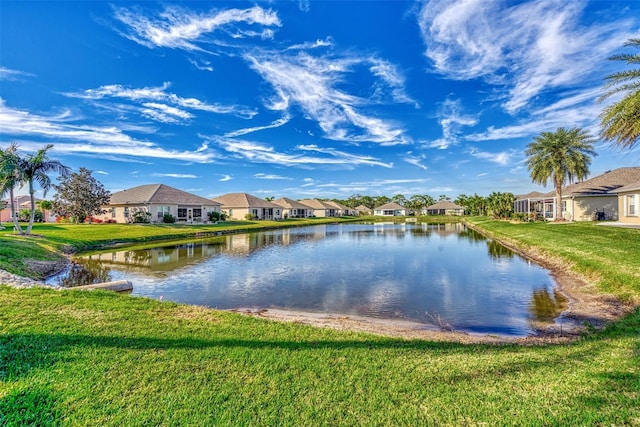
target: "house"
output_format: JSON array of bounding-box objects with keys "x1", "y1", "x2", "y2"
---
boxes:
[
  {"x1": 324, "y1": 200, "x2": 357, "y2": 216},
  {"x1": 423, "y1": 200, "x2": 465, "y2": 216},
  {"x1": 514, "y1": 167, "x2": 640, "y2": 221},
  {"x1": 355, "y1": 205, "x2": 372, "y2": 216},
  {"x1": 373, "y1": 202, "x2": 406, "y2": 216},
  {"x1": 298, "y1": 199, "x2": 340, "y2": 217},
  {"x1": 272, "y1": 197, "x2": 313, "y2": 218},
  {"x1": 102, "y1": 184, "x2": 221, "y2": 224},
  {"x1": 617, "y1": 181, "x2": 640, "y2": 225},
  {"x1": 212, "y1": 193, "x2": 283, "y2": 220},
  {"x1": 0, "y1": 195, "x2": 54, "y2": 222}
]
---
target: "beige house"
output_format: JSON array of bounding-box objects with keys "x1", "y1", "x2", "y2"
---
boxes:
[
  {"x1": 213, "y1": 193, "x2": 283, "y2": 220},
  {"x1": 272, "y1": 197, "x2": 313, "y2": 218},
  {"x1": 423, "y1": 200, "x2": 465, "y2": 216},
  {"x1": 373, "y1": 202, "x2": 406, "y2": 216},
  {"x1": 1, "y1": 195, "x2": 55, "y2": 222},
  {"x1": 355, "y1": 205, "x2": 372, "y2": 216},
  {"x1": 324, "y1": 200, "x2": 357, "y2": 216},
  {"x1": 298, "y1": 199, "x2": 340, "y2": 217},
  {"x1": 514, "y1": 167, "x2": 640, "y2": 221},
  {"x1": 617, "y1": 181, "x2": 640, "y2": 225},
  {"x1": 102, "y1": 184, "x2": 221, "y2": 224}
]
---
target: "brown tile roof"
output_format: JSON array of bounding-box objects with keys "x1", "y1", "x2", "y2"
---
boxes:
[
  {"x1": 542, "y1": 167, "x2": 640, "y2": 197},
  {"x1": 272, "y1": 197, "x2": 311, "y2": 209},
  {"x1": 109, "y1": 184, "x2": 220, "y2": 206},
  {"x1": 298, "y1": 199, "x2": 334, "y2": 210},
  {"x1": 516, "y1": 191, "x2": 548, "y2": 199},
  {"x1": 374, "y1": 202, "x2": 405, "y2": 210},
  {"x1": 426, "y1": 200, "x2": 465, "y2": 210},
  {"x1": 212, "y1": 193, "x2": 280, "y2": 208},
  {"x1": 617, "y1": 181, "x2": 640, "y2": 193}
]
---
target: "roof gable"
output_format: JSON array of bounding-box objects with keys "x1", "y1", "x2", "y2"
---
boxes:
[
  {"x1": 272, "y1": 197, "x2": 311, "y2": 209},
  {"x1": 213, "y1": 193, "x2": 280, "y2": 208},
  {"x1": 109, "y1": 184, "x2": 219, "y2": 206},
  {"x1": 375, "y1": 202, "x2": 405, "y2": 210},
  {"x1": 426, "y1": 200, "x2": 465, "y2": 210}
]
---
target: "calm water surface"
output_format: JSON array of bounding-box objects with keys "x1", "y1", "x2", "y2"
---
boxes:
[{"x1": 49, "y1": 223, "x2": 567, "y2": 336}]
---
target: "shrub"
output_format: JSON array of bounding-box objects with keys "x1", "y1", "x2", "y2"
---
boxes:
[
  {"x1": 245, "y1": 213, "x2": 255, "y2": 220},
  {"x1": 163, "y1": 213, "x2": 176, "y2": 224},
  {"x1": 132, "y1": 211, "x2": 152, "y2": 224},
  {"x1": 208, "y1": 211, "x2": 225, "y2": 222}
]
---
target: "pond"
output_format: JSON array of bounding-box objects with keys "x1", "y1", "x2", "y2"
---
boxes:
[{"x1": 47, "y1": 222, "x2": 568, "y2": 336}]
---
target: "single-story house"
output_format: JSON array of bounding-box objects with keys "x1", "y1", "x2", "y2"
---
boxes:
[
  {"x1": 617, "y1": 181, "x2": 640, "y2": 226},
  {"x1": 423, "y1": 200, "x2": 465, "y2": 216},
  {"x1": 272, "y1": 197, "x2": 313, "y2": 218},
  {"x1": 0, "y1": 195, "x2": 55, "y2": 222},
  {"x1": 514, "y1": 167, "x2": 640, "y2": 221},
  {"x1": 298, "y1": 199, "x2": 340, "y2": 217},
  {"x1": 324, "y1": 200, "x2": 357, "y2": 216},
  {"x1": 102, "y1": 184, "x2": 221, "y2": 224},
  {"x1": 373, "y1": 202, "x2": 406, "y2": 216},
  {"x1": 355, "y1": 205, "x2": 372, "y2": 216},
  {"x1": 213, "y1": 193, "x2": 283, "y2": 220}
]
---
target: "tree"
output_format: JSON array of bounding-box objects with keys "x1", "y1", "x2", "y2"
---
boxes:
[
  {"x1": 438, "y1": 194, "x2": 451, "y2": 201},
  {"x1": 19, "y1": 144, "x2": 70, "y2": 234},
  {"x1": 486, "y1": 192, "x2": 515, "y2": 219},
  {"x1": 53, "y1": 167, "x2": 111, "y2": 224},
  {"x1": 0, "y1": 143, "x2": 24, "y2": 233},
  {"x1": 38, "y1": 200, "x2": 53, "y2": 222},
  {"x1": 526, "y1": 127, "x2": 597, "y2": 221},
  {"x1": 599, "y1": 38, "x2": 640, "y2": 151}
]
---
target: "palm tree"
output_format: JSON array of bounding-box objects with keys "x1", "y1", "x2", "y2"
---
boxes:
[
  {"x1": 526, "y1": 127, "x2": 597, "y2": 221},
  {"x1": 19, "y1": 144, "x2": 69, "y2": 234},
  {"x1": 599, "y1": 38, "x2": 640, "y2": 151},
  {"x1": 0, "y1": 143, "x2": 25, "y2": 234}
]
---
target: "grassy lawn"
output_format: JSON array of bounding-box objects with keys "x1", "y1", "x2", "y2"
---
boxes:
[{"x1": 1, "y1": 218, "x2": 639, "y2": 425}]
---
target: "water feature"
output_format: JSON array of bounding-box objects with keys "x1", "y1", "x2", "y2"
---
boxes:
[{"x1": 47, "y1": 222, "x2": 567, "y2": 336}]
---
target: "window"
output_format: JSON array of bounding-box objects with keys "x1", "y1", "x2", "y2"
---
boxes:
[
  {"x1": 178, "y1": 208, "x2": 187, "y2": 219},
  {"x1": 111, "y1": 208, "x2": 116, "y2": 219},
  {"x1": 626, "y1": 194, "x2": 638, "y2": 217},
  {"x1": 157, "y1": 206, "x2": 170, "y2": 219},
  {"x1": 193, "y1": 208, "x2": 202, "y2": 219}
]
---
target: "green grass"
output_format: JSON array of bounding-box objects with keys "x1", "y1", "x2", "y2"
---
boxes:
[
  {"x1": 1, "y1": 286, "x2": 639, "y2": 426},
  {"x1": 1, "y1": 218, "x2": 639, "y2": 425}
]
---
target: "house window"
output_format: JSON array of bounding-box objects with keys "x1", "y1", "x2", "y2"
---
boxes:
[
  {"x1": 626, "y1": 194, "x2": 638, "y2": 217},
  {"x1": 157, "y1": 206, "x2": 170, "y2": 219},
  {"x1": 178, "y1": 208, "x2": 187, "y2": 219},
  {"x1": 111, "y1": 208, "x2": 116, "y2": 219},
  {"x1": 124, "y1": 207, "x2": 129, "y2": 218},
  {"x1": 193, "y1": 208, "x2": 202, "y2": 219},
  {"x1": 251, "y1": 208, "x2": 259, "y2": 218}
]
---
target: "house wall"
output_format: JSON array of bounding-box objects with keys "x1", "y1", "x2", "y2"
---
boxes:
[
  {"x1": 222, "y1": 206, "x2": 283, "y2": 220},
  {"x1": 567, "y1": 196, "x2": 618, "y2": 221},
  {"x1": 618, "y1": 191, "x2": 640, "y2": 225}
]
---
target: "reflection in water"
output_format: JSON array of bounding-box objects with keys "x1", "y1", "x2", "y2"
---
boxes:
[
  {"x1": 529, "y1": 288, "x2": 568, "y2": 322},
  {"x1": 48, "y1": 223, "x2": 563, "y2": 336}
]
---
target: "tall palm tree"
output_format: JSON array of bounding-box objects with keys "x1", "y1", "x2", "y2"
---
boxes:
[
  {"x1": 526, "y1": 127, "x2": 597, "y2": 221},
  {"x1": 19, "y1": 144, "x2": 69, "y2": 234},
  {"x1": 0, "y1": 143, "x2": 26, "y2": 234},
  {"x1": 599, "y1": 38, "x2": 640, "y2": 151}
]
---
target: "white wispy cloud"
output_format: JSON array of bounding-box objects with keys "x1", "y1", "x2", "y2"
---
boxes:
[
  {"x1": 287, "y1": 38, "x2": 333, "y2": 51},
  {"x1": 113, "y1": 5, "x2": 281, "y2": 51},
  {"x1": 219, "y1": 174, "x2": 233, "y2": 182},
  {"x1": 209, "y1": 136, "x2": 393, "y2": 168},
  {"x1": 152, "y1": 173, "x2": 198, "y2": 178},
  {"x1": 403, "y1": 152, "x2": 428, "y2": 171},
  {"x1": 64, "y1": 82, "x2": 256, "y2": 120},
  {"x1": 0, "y1": 98, "x2": 218, "y2": 163},
  {"x1": 224, "y1": 114, "x2": 291, "y2": 137},
  {"x1": 254, "y1": 173, "x2": 292, "y2": 180},
  {"x1": 468, "y1": 147, "x2": 516, "y2": 166},
  {"x1": 418, "y1": 0, "x2": 634, "y2": 113},
  {"x1": 0, "y1": 67, "x2": 35, "y2": 81},
  {"x1": 427, "y1": 98, "x2": 478, "y2": 149},
  {"x1": 245, "y1": 51, "x2": 412, "y2": 145}
]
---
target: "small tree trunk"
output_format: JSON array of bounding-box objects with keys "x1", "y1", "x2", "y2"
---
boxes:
[
  {"x1": 9, "y1": 188, "x2": 24, "y2": 235},
  {"x1": 554, "y1": 178, "x2": 563, "y2": 221}
]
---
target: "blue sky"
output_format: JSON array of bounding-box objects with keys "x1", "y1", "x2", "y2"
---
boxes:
[{"x1": 1, "y1": 0, "x2": 639, "y2": 201}]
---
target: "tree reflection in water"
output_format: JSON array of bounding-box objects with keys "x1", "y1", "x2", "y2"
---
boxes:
[
  {"x1": 529, "y1": 288, "x2": 568, "y2": 322},
  {"x1": 53, "y1": 258, "x2": 112, "y2": 287}
]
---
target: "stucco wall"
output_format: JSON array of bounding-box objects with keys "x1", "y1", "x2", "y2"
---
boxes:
[
  {"x1": 567, "y1": 196, "x2": 618, "y2": 221},
  {"x1": 618, "y1": 191, "x2": 640, "y2": 225}
]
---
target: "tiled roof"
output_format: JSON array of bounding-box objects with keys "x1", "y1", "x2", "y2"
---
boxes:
[
  {"x1": 109, "y1": 184, "x2": 219, "y2": 206},
  {"x1": 374, "y1": 202, "x2": 405, "y2": 210},
  {"x1": 426, "y1": 200, "x2": 465, "y2": 210},
  {"x1": 212, "y1": 193, "x2": 280, "y2": 208},
  {"x1": 272, "y1": 197, "x2": 311, "y2": 209},
  {"x1": 616, "y1": 181, "x2": 640, "y2": 193},
  {"x1": 542, "y1": 167, "x2": 640, "y2": 197},
  {"x1": 355, "y1": 205, "x2": 372, "y2": 212},
  {"x1": 298, "y1": 199, "x2": 334, "y2": 210}
]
